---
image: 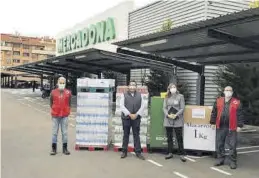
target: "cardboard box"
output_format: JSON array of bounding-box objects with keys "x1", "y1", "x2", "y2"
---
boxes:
[
  {"x1": 184, "y1": 105, "x2": 213, "y2": 124},
  {"x1": 116, "y1": 86, "x2": 148, "y2": 94},
  {"x1": 183, "y1": 105, "x2": 216, "y2": 151}
]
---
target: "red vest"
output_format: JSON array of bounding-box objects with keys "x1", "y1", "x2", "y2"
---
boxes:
[
  {"x1": 51, "y1": 88, "x2": 71, "y2": 117},
  {"x1": 216, "y1": 97, "x2": 240, "y2": 131}
]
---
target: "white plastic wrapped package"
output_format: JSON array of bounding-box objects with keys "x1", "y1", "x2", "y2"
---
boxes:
[
  {"x1": 112, "y1": 125, "x2": 147, "y2": 135},
  {"x1": 76, "y1": 86, "x2": 113, "y2": 146},
  {"x1": 116, "y1": 86, "x2": 148, "y2": 94},
  {"x1": 77, "y1": 78, "x2": 115, "y2": 88}
]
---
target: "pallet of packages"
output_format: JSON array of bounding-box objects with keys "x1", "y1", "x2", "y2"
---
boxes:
[
  {"x1": 75, "y1": 78, "x2": 114, "y2": 151},
  {"x1": 112, "y1": 86, "x2": 149, "y2": 153}
]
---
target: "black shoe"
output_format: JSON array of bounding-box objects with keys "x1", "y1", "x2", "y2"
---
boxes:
[
  {"x1": 180, "y1": 155, "x2": 187, "y2": 162},
  {"x1": 50, "y1": 143, "x2": 57, "y2": 155},
  {"x1": 62, "y1": 143, "x2": 70, "y2": 155},
  {"x1": 214, "y1": 158, "x2": 224, "y2": 166},
  {"x1": 230, "y1": 162, "x2": 237, "y2": 169},
  {"x1": 165, "y1": 153, "x2": 173, "y2": 160},
  {"x1": 136, "y1": 153, "x2": 145, "y2": 160},
  {"x1": 121, "y1": 152, "x2": 127, "y2": 159}
]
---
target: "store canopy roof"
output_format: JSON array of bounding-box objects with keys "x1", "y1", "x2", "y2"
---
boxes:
[
  {"x1": 115, "y1": 7, "x2": 259, "y2": 65},
  {"x1": 0, "y1": 72, "x2": 15, "y2": 77},
  {"x1": 7, "y1": 44, "x2": 204, "y2": 76}
]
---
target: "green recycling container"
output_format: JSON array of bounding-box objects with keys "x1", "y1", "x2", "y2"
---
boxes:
[{"x1": 150, "y1": 97, "x2": 178, "y2": 149}]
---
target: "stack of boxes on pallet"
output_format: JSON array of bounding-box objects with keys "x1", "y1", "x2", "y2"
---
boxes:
[
  {"x1": 112, "y1": 86, "x2": 150, "y2": 152},
  {"x1": 75, "y1": 78, "x2": 115, "y2": 150}
]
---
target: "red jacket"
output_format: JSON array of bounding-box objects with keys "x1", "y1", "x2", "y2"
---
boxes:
[
  {"x1": 51, "y1": 88, "x2": 71, "y2": 117},
  {"x1": 215, "y1": 97, "x2": 240, "y2": 131}
]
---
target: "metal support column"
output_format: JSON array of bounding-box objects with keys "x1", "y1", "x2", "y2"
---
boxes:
[
  {"x1": 11, "y1": 76, "x2": 14, "y2": 88},
  {"x1": 14, "y1": 76, "x2": 18, "y2": 88},
  {"x1": 7, "y1": 76, "x2": 10, "y2": 88},
  {"x1": 53, "y1": 74, "x2": 58, "y2": 89},
  {"x1": 50, "y1": 77, "x2": 54, "y2": 91},
  {"x1": 126, "y1": 71, "x2": 131, "y2": 85},
  {"x1": 196, "y1": 66, "x2": 205, "y2": 105},
  {"x1": 168, "y1": 67, "x2": 177, "y2": 84},
  {"x1": 40, "y1": 75, "x2": 43, "y2": 89},
  {"x1": 97, "y1": 73, "x2": 102, "y2": 79},
  {"x1": 33, "y1": 81, "x2": 36, "y2": 92},
  {"x1": 4, "y1": 77, "x2": 6, "y2": 87}
]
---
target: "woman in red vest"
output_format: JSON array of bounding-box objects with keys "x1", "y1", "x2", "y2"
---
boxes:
[
  {"x1": 50, "y1": 77, "x2": 71, "y2": 155},
  {"x1": 210, "y1": 86, "x2": 244, "y2": 169}
]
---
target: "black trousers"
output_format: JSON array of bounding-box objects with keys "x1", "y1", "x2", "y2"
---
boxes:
[
  {"x1": 216, "y1": 128, "x2": 237, "y2": 163},
  {"x1": 122, "y1": 117, "x2": 141, "y2": 153},
  {"x1": 166, "y1": 127, "x2": 185, "y2": 155}
]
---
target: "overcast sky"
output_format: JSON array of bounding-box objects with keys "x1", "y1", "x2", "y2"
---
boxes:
[{"x1": 0, "y1": 0, "x2": 158, "y2": 38}]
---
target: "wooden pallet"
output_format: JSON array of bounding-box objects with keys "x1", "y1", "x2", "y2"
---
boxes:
[
  {"x1": 75, "y1": 145, "x2": 108, "y2": 151},
  {"x1": 113, "y1": 146, "x2": 148, "y2": 153}
]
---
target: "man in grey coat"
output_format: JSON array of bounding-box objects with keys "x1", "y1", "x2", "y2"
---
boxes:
[{"x1": 120, "y1": 80, "x2": 145, "y2": 160}]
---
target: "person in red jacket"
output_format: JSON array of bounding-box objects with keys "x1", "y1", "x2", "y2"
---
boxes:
[
  {"x1": 50, "y1": 77, "x2": 71, "y2": 155},
  {"x1": 210, "y1": 86, "x2": 244, "y2": 169}
]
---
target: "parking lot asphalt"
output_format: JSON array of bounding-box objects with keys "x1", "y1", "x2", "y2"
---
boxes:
[{"x1": 1, "y1": 88, "x2": 259, "y2": 178}]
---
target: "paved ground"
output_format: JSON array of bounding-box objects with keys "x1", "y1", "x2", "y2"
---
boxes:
[{"x1": 1, "y1": 88, "x2": 259, "y2": 178}]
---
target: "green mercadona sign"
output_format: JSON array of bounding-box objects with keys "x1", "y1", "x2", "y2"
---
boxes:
[{"x1": 57, "y1": 17, "x2": 116, "y2": 54}]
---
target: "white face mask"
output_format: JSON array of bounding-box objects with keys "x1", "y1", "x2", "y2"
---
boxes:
[
  {"x1": 58, "y1": 84, "x2": 65, "y2": 90},
  {"x1": 224, "y1": 91, "x2": 233, "y2": 98},
  {"x1": 170, "y1": 88, "x2": 177, "y2": 94}
]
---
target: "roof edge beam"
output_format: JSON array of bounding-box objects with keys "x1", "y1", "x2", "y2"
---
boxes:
[
  {"x1": 200, "y1": 58, "x2": 259, "y2": 65},
  {"x1": 8, "y1": 68, "x2": 46, "y2": 75},
  {"x1": 28, "y1": 65, "x2": 68, "y2": 74},
  {"x1": 35, "y1": 64, "x2": 78, "y2": 73},
  {"x1": 176, "y1": 50, "x2": 255, "y2": 60},
  {"x1": 117, "y1": 47, "x2": 203, "y2": 73},
  {"x1": 18, "y1": 67, "x2": 55, "y2": 75},
  {"x1": 45, "y1": 62, "x2": 86, "y2": 72},
  {"x1": 65, "y1": 59, "x2": 128, "y2": 74},
  {"x1": 207, "y1": 29, "x2": 259, "y2": 51},
  {"x1": 99, "y1": 51, "x2": 174, "y2": 73},
  {"x1": 43, "y1": 62, "x2": 98, "y2": 75}
]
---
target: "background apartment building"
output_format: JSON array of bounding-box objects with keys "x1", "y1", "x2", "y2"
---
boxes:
[{"x1": 0, "y1": 33, "x2": 56, "y2": 78}]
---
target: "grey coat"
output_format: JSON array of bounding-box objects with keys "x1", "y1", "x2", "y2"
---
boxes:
[{"x1": 163, "y1": 93, "x2": 185, "y2": 127}]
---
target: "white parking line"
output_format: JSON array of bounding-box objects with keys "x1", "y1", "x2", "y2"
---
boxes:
[
  {"x1": 173, "y1": 171, "x2": 189, "y2": 178},
  {"x1": 240, "y1": 129, "x2": 257, "y2": 133},
  {"x1": 237, "y1": 146, "x2": 259, "y2": 150},
  {"x1": 18, "y1": 101, "x2": 49, "y2": 115},
  {"x1": 238, "y1": 150, "x2": 259, "y2": 154},
  {"x1": 226, "y1": 146, "x2": 259, "y2": 151},
  {"x1": 34, "y1": 108, "x2": 49, "y2": 115},
  {"x1": 17, "y1": 98, "x2": 76, "y2": 128},
  {"x1": 147, "y1": 159, "x2": 163, "y2": 167},
  {"x1": 186, "y1": 155, "x2": 209, "y2": 159},
  {"x1": 210, "y1": 167, "x2": 232, "y2": 176},
  {"x1": 185, "y1": 156, "x2": 196, "y2": 162}
]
